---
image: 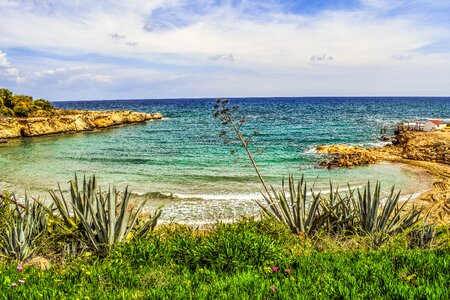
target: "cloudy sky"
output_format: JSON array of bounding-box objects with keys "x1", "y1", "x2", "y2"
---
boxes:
[{"x1": 1, "y1": 0, "x2": 450, "y2": 100}]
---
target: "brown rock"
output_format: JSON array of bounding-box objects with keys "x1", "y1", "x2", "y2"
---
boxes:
[
  {"x1": 0, "y1": 110, "x2": 163, "y2": 139},
  {"x1": 24, "y1": 256, "x2": 51, "y2": 270}
]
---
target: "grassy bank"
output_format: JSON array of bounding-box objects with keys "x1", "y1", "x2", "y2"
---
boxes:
[{"x1": 1, "y1": 218, "x2": 450, "y2": 299}]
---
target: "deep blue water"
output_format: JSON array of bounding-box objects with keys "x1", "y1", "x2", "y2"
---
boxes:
[{"x1": 1, "y1": 97, "x2": 449, "y2": 222}]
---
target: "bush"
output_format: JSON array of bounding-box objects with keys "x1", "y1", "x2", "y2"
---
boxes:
[
  {"x1": 33, "y1": 99, "x2": 53, "y2": 111},
  {"x1": 0, "y1": 107, "x2": 14, "y2": 117},
  {"x1": 13, "y1": 101, "x2": 34, "y2": 117},
  {"x1": 0, "y1": 88, "x2": 55, "y2": 117},
  {"x1": 0, "y1": 88, "x2": 13, "y2": 107}
]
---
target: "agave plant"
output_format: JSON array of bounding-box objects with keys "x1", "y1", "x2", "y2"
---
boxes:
[
  {"x1": 256, "y1": 175, "x2": 338, "y2": 235},
  {"x1": 408, "y1": 214, "x2": 439, "y2": 249},
  {"x1": 0, "y1": 195, "x2": 47, "y2": 261},
  {"x1": 353, "y1": 181, "x2": 422, "y2": 246},
  {"x1": 49, "y1": 175, "x2": 162, "y2": 253},
  {"x1": 323, "y1": 183, "x2": 356, "y2": 234}
]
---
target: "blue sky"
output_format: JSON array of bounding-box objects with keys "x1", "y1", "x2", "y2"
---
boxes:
[{"x1": 1, "y1": 0, "x2": 450, "y2": 100}]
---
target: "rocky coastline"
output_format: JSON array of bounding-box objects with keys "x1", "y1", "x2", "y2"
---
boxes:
[
  {"x1": 316, "y1": 130, "x2": 450, "y2": 224},
  {"x1": 0, "y1": 110, "x2": 163, "y2": 140}
]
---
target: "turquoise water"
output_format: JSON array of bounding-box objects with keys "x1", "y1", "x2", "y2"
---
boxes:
[{"x1": 1, "y1": 97, "x2": 449, "y2": 223}]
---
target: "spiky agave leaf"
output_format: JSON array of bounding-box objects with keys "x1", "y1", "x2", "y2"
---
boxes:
[
  {"x1": 256, "y1": 175, "x2": 336, "y2": 235},
  {"x1": 0, "y1": 194, "x2": 47, "y2": 261},
  {"x1": 353, "y1": 181, "x2": 422, "y2": 246},
  {"x1": 48, "y1": 175, "x2": 163, "y2": 254}
]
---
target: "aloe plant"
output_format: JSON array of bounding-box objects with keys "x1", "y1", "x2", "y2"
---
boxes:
[
  {"x1": 353, "y1": 181, "x2": 422, "y2": 246},
  {"x1": 0, "y1": 195, "x2": 47, "y2": 261},
  {"x1": 49, "y1": 175, "x2": 162, "y2": 253}
]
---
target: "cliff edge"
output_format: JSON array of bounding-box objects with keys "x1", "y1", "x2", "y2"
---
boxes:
[{"x1": 0, "y1": 110, "x2": 163, "y2": 139}]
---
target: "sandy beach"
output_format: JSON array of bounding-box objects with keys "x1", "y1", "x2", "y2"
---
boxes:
[{"x1": 317, "y1": 129, "x2": 450, "y2": 225}]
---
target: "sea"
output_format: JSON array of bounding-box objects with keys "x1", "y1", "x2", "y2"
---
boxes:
[{"x1": 1, "y1": 97, "x2": 449, "y2": 224}]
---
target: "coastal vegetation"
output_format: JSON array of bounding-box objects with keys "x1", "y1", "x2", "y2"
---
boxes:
[
  {"x1": 0, "y1": 98, "x2": 448, "y2": 298},
  {"x1": 0, "y1": 88, "x2": 163, "y2": 140},
  {"x1": 1, "y1": 215, "x2": 450, "y2": 298},
  {"x1": 0, "y1": 88, "x2": 54, "y2": 117}
]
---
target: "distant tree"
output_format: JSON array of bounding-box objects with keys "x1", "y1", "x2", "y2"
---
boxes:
[
  {"x1": 0, "y1": 88, "x2": 13, "y2": 108},
  {"x1": 0, "y1": 107, "x2": 14, "y2": 117},
  {"x1": 12, "y1": 95, "x2": 35, "y2": 117},
  {"x1": 33, "y1": 99, "x2": 53, "y2": 111},
  {"x1": 0, "y1": 88, "x2": 55, "y2": 117}
]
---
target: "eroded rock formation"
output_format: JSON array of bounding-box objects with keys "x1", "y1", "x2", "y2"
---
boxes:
[
  {"x1": 317, "y1": 130, "x2": 450, "y2": 168},
  {"x1": 0, "y1": 110, "x2": 163, "y2": 139}
]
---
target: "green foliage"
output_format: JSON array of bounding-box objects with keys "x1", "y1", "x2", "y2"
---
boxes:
[
  {"x1": 407, "y1": 214, "x2": 439, "y2": 249},
  {"x1": 164, "y1": 221, "x2": 284, "y2": 273},
  {"x1": 1, "y1": 221, "x2": 450, "y2": 299},
  {"x1": 257, "y1": 176, "x2": 423, "y2": 247},
  {"x1": 257, "y1": 175, "x2": 336, "y2": 235},
  {"x1": 33, "y1": 99, "x2": 53, "y2": 111},
  {"x1": 12, "y1": 100, "x2": 34, "y2": 117},
  {"x1": 199, "y1": 224, "x2": 283, "y2": 272},
  {"x1": 0, "y1": 195, "x2": 47, "y2": 261},
  {"x1": 354, "y1": 181, "x2": 422, "y2": 246},
  {"x1": 0, "y1": 107, "x2": 14, "y2": 117},
  {"x1": 0, "y1": 87, "x2": 54, "y2": 117},
  {"x1": 0, "y1": 192, "x2": 15, "y2": 237},
  {"x1": 48, "y1": 175, "x2": 162, "y2": 254},
  {"x1": 0, "y1": 88, "x2": 13, "y2": 107}
]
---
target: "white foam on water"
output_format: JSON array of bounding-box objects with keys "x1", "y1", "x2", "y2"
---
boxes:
[
  {"x1": 304, "y1": 146, "x2": 319, "y2": 154},
  {"x1": 173, "y1": 192, "x2": 262, "y2": 201}
]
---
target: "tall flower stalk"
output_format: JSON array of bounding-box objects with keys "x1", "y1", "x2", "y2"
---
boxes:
[{"x1": 213, "y1": 98, "x2": 273, "y2": 202}]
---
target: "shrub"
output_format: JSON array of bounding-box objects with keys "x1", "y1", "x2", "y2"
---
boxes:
[
  {"x1": 33, "y1": 99, "x2": 53, "y2": 111},
  {"x1": 0, "y1": 107, "x2": 14, "y2": 117},
  {"x1": 0, "y1": 88, "x2": 13, "y2": 107},
  {"x1": 0, "y1": 88, "x2": 54, "y2": 117},
  {"x1": 12, "y1": 101, "x2": 34, "y2": 117}
]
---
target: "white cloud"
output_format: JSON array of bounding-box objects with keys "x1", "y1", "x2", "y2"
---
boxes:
[
  {"x1": 0, "y1": 50, "x2": 23, "y2": 83},
  {"x1": 0, "y1": 0, "x2": 450, "y2": 98},
  {"x1": 33, "y1": 66, "x2": 89, "y2": 77},
  {"x1": 93, "y1": 75, "x2": 113, "y2": 83}
]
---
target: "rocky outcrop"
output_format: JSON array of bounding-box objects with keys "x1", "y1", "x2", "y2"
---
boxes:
[
  {"x1": 395, "y1": 131, "x2": 450, "y2": 165},
  {"x1": 317, "y1": 131, "x2": 450, "y2": 168},
  {"x1": 316, "y1": 144, "x2": 400, "y2": 168},
  {"x1": 317, "y1": 130, "x2": 450, "y2": 225},
  {"x1": 0, "y1": 110, "x2": 163, "y2": 139}
]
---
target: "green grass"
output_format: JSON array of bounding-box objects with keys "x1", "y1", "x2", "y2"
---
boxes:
[{"x1": 1, "y1": 219, "x2": 450, "y2": 299}]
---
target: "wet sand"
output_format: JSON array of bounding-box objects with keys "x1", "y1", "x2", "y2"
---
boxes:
[{"x1": 386, "y1": 157, "x2": 450, "y2": 225}]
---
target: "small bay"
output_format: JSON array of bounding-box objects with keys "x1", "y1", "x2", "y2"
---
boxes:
[{"x1": 1, "y1": 97, "x2": 449, "y2": 223}]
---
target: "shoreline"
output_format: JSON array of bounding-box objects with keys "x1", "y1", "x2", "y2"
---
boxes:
[
  {"x1": 316, "y1": 130, "x2": 450, "y2": 224},
  {"x1": 0, "y1": 109, "x2": 163, "y2": 140},
  {"x1": 386, "y1": 157, "x2": 450, "y2": 224}
]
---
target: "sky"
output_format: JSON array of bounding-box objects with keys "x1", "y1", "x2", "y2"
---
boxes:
[{"x1": 0, "y1": 0, "x2": 450, "y2": 100}]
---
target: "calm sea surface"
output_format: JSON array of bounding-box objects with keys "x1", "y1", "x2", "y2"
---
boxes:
[{"x1": 1, "y1": 97, "x2": 449, "y2": 223}]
